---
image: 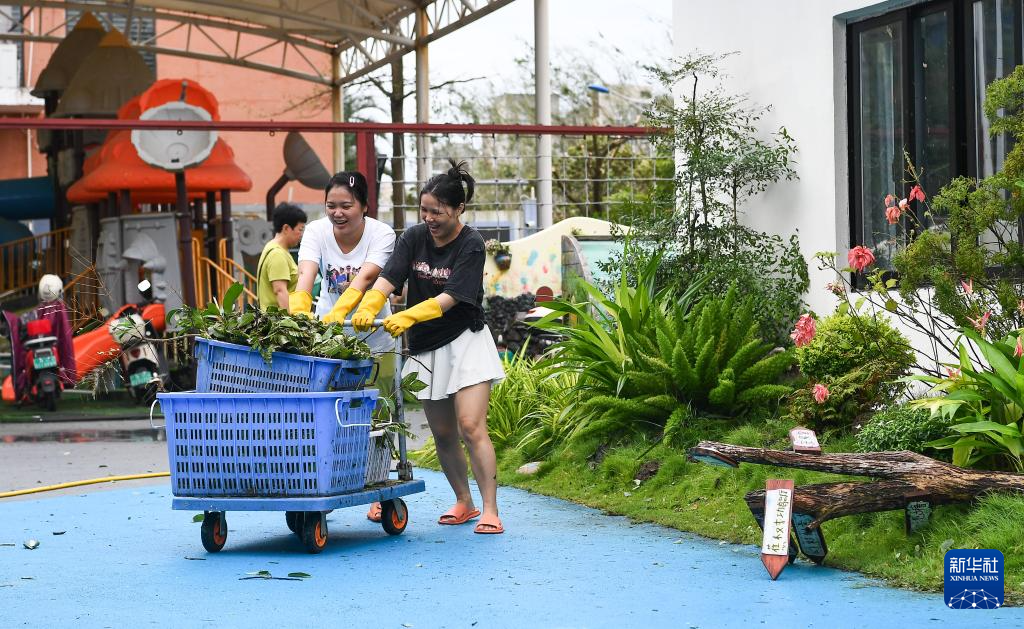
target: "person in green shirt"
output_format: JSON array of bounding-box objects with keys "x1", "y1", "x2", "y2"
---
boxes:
[{"x1": 257, "y1": 203, "x2": 307, "y2": 309}]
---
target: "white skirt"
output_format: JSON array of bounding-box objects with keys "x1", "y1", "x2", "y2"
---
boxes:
[{"x1": 401, "y1": 326, "x2": 506, "y2": 400}]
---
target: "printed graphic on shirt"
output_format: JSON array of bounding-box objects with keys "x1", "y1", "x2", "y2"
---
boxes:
[
  {"x1": 324, "y1": 264, "x2": 361, "y2": 294},
  {"x1": 412, "y1": 260, "x2": 451, "y2": 286}
]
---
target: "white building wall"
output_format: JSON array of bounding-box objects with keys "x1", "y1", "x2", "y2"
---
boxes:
[{"x1": 673, "y1": 0, "x2": 899, "y2": 315}]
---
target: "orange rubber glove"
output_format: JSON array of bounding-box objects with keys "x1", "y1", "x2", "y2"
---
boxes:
[
  {"x1": 382, "y1": 298, "x2": 443, "y2": 337},
  {"x1": 350, "y1": 289, "x2": 389, "y2": 332},
  {"x1": 322, "y1": 287, "x2": 363, "y2": 324},
  {"x1": 288, "y1": 290, "x2": 313, "y2": 317}
]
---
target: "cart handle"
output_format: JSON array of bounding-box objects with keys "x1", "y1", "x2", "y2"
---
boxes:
[
  {"x1": 149, "y1": 399, "x2": 164, "y2": 429},
  {"x1": 334, "y1": 397, "x2": 373, "y2": 430}
]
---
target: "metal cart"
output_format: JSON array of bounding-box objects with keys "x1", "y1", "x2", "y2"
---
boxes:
[{"x1": 154, "y1": 320, "x2": 424, "y2": 554}]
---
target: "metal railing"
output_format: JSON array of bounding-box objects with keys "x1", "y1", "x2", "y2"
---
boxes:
[
  {"x1": 192, "y1": 238, "x2": 257, "y2": 308},
  {"x1": 363, "y1": 130, "x2": 672, "y2": 239},
  {"x1": 0, "y1": 227, "x2": 72, "y2": 298}
]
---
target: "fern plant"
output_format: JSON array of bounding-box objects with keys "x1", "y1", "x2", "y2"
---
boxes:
[{"x1": 537, "y1": 258, "x2": 794, "y2": 444}]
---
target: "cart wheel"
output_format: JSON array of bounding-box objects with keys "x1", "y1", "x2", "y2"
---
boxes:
[
  {"x1": 285, "y1": 511, "x2": 303, "y2": 535},
  {"x1": 301, "y1": 512, "x2": 328, "y2": 554},
  {"x1": 380, "y1": 498, "x2": 408, "y2": 536},
  {"x1": 201, "y1": 511, "x2": 227, "y2": 552}
]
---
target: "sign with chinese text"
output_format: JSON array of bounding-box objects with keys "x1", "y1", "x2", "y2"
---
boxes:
[
  {"x1": 760, "y1": 479, "x2": 795, "y2": 580},
  {"x1": 788, "y1": 427, "x2": 821, "y2": 454}
]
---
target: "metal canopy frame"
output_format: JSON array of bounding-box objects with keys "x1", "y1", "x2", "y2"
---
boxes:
[{"x1": 0, "y1": 0, "x2": 517, "y2": 85}]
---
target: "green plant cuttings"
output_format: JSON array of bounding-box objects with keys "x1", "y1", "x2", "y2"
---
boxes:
[{"x1": 171, "y1": 283, "x2": 371, "y2": 363}]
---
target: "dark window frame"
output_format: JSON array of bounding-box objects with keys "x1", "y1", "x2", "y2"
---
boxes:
[{"x1": 847, "y1": 0, "x2": 1024, "y2": 283}]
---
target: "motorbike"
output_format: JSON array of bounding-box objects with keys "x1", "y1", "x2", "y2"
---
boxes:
[
  {"x1": 111, "y1": 280, "x2": 165, "y2": 404},
  {"x1": 22, "y1": 317, "x2": 63, "y2": 411}
]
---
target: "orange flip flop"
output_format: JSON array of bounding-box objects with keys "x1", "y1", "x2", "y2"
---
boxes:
[
  {"x1": 366, "y1": 502, "x2": 382, "y2": 522},
  {"x1": 474, "y1": 513, "x2": 504, "y2": 534},
  {"x1": 438, "y1": 503, "x2": 481, "y2": 525}
]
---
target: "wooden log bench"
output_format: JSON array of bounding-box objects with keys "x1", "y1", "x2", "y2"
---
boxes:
[{"x1": 687, "y1": 440, "x2": 1024, "y2": 564}]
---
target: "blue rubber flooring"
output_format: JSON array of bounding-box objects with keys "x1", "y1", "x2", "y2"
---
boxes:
[{"x1": 0, "y1": 468, "x2": 1018, "y2": 628}]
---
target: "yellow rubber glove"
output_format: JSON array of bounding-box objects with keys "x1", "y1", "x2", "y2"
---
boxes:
[
  {"x1": 288, "y1": 290, "x2": 313, "y2": 317},
  {"x1": 350, "y1": 289, "x2": 389, "y2": 332},
  {"x1": 382, "y1": 298, "x2": 443, "y2": 337},
  {"x1": 321, "y1": 287, "x2": 363, "y2": 324}
]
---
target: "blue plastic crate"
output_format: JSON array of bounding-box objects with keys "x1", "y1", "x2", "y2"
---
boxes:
[
  {"x1": 194, "y1": 338, "x2": 375, "y2": 393},
  {"x1": 156, "y1": 390, "x2": 378, "y2": 498}
]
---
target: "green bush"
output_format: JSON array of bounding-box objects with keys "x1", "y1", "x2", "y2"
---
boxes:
[
  {"x1": 855, "y1": 403, "x2": 953, "y2": 457},
  {"x1": 796, "y1": 313, "x2": 915, "y2": 389},
  {"x1": 910, "y1": 328, "x2": 1024, "y2": 471},
  {"x1": 790, "y1": 313, "x2": 915, "y2": 429}
]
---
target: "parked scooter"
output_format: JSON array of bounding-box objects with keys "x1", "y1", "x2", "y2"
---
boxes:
[
  {"x1": 23, "y1": 317, "x2": 62, "y2": 411},
  {"x1": 110, "y1": 280, "x2": 165, "y2": 404}
]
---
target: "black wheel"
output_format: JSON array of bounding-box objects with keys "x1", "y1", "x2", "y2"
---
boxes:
[
  {"x1": 201, "y1": 511, "x2": 227, "y2": 552},
  {"x1": 380, "y1": 498, "x2": 408, "y2": 536},
  {"x1": 128, "y1": 365, "x2": 159, "y2": 405},
  {"x1": 285, "y1": 511, "x2": 303, "y2": 535},
  {"x1": 41, "y1": 389, "x2": 56, "y2": 412},
  {"x1": 301, "y1": 512, "x2": 328, "y2": 553}
]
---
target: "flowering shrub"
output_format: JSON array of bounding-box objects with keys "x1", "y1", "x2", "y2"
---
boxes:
[{"x1": 787, "y1": 312, "x2": 914, "y2": 429}]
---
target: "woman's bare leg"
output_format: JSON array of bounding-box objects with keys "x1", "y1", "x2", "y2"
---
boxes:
[
  {"x1": 453, "y1": 381, "x2": 498, "y2": 517},
  {"x1": 423, "y1": 396, "x2": 474, "y2": 509}
]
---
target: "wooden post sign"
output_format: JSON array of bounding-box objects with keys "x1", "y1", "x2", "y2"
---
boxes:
[
  {"x1": 760, "y1": 479, "x2": 795, "y2": 580},
  {"x1": 747, "y1": 495, "x2": 798, "y2": 566},
  {"x1": 788, "y1": 427, "x2": 821, "y2": 454}
]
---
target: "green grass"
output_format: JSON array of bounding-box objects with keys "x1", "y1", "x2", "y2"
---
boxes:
[{"x1": 430, "y1": 416, "x2": 1024, "y2": 603}]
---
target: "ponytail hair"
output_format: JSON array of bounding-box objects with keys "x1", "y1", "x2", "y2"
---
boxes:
[{"x1": 420, "y1": 158, "x2": 475, "y2": 211}]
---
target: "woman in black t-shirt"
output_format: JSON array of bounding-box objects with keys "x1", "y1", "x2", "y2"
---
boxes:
[{"x1": 352, "y1": 160, "x2": 506, "y2": 534}]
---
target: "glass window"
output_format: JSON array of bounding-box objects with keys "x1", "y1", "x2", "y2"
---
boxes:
[
  {"x1": 858, "y1": 22, "x2": 904, "y2": 266},
  {"x1": 849, "y1": 0, "x2": 1023, "y2": 269},
  {"x1": 972, "y1": 0, "x2": 1019, "y2": 177},
  {"x1": 914, "y1": 9, "x2": 953, "y2": 226}
]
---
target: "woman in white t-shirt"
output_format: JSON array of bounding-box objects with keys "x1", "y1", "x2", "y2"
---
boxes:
[{"x1": 289, "y1": 171, "x2": 396, "y2": 355}]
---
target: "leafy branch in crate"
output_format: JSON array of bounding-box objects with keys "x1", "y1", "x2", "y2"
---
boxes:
[
  {"x1": 169, "y1": 283, "x2": 371, "y2": 363},
  {"x1": 372, "y1": 370, "x2": 428, "y2": 458}
]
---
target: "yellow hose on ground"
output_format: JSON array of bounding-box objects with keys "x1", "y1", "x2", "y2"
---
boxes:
[{"x1": 0, "y1": 472, "x2": 170, "y2": 498}]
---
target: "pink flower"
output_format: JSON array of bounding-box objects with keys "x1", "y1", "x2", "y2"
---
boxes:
[
  {"x1": 968, "y1": 310, "x2": 992, "y2": 334},
  {"x1": 961, "y1": 279, "x2": 973, "y2": 295},
  {"x1": 898, "y1": 198, "x2": 909, "y2": 211},
  {"x1": 909, "y1": 185, "x2": 926, "y2": 202},
  {"x1": 813, "y1": 384, "x2": 829, "y2": 404},
  {"x1": 884, "y1": 194, "x2": 895, "y2": 207},
  {"x1": 945, "y1": 367, "x2": 961, "y2": 379},
  {"x1": 826, "y1": 282, "x2": 845, "y2": 297},
  {"x1": 790, "y1": 313, "x2": 817, "y2": 348},
  {"x1": 848, "y1": 246, "x2": 876, "y2": 272},
  {"x1": 885, "y1": 205, "x2": 902, "y2": 225},
  {"x1": 1015, "y1": 336, "x2": 1023, "y2": 358}
]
